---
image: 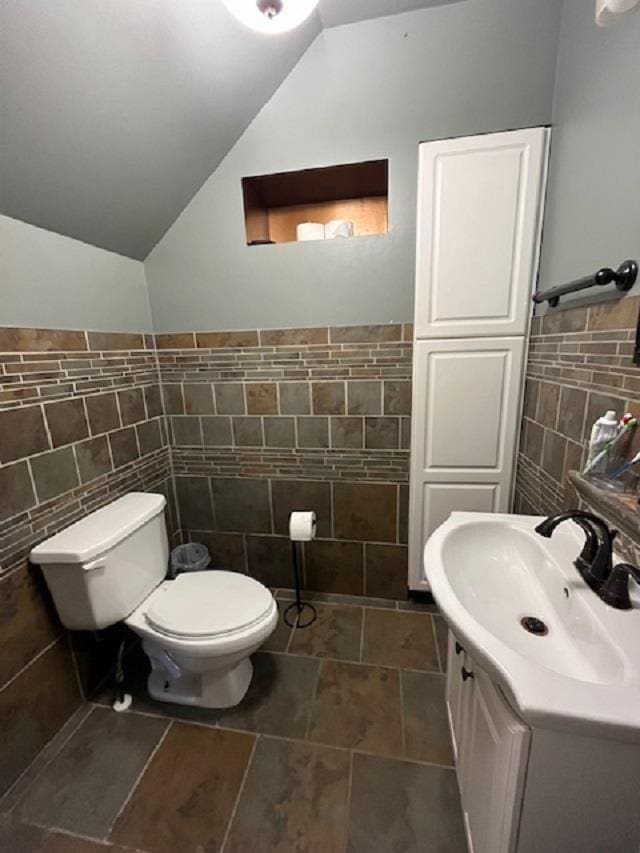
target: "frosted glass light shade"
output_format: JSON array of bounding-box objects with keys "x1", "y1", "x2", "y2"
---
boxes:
[
  {"x1": 596, "y1": 0, "x2": 640, "y2": 26},
  {"x1": 222, "y1": 0, "x2": 320, "y2": 34}
]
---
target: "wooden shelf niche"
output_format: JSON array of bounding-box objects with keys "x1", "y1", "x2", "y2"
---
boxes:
[{"x1": 242, "y1": 159, "x2": 388, "y2": 245}]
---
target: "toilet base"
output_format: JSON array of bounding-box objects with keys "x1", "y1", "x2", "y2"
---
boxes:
[{"x1": 146, "y1": 655, "x2": 254, "y2": 709}]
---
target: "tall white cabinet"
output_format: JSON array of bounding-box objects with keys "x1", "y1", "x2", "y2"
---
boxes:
[{"x1": 409, "y1": 128, "x2": 550, "y2": 591}]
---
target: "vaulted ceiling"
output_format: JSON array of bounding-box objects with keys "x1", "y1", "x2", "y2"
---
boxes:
[{"x1": 0, "y1": 0, "x2": 461, "y2": 259}]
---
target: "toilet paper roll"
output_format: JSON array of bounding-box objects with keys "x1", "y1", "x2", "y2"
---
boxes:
[
  {"x1": 296, "y1": 222, "x2": 325, "y2": 241},
  {"x1": 325, "y1": 219, "x2": 354, "y2": 239},
  {"x1": 289, "y1": 511, "x2": 317, "y2": 542}
]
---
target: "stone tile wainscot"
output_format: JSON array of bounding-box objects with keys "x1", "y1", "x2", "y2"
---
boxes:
[
  {"x1": 0, "y1": 326, "x2": 177, "y2": 796},
  {"x1": 160, "y1": 323, "x2": 414, "y2": 600},
  {"x1": 515, "y1": 294, "x2": 640, "y2": 561}
]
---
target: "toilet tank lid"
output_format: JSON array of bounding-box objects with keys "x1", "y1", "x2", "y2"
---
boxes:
[{"x1": 30, "y1": 492, "x2": 166, "y2": 565}]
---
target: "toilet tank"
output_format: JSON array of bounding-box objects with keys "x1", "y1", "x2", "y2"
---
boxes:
[{"x1": 30, "y1": 492, "x2": 169, "y2": 631}]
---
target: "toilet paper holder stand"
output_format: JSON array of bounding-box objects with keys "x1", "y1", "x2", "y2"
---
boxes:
[{"x1": 283, "y1": 538, "x2": 317, "y2": 629}]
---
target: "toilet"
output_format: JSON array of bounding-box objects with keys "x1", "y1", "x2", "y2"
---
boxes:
[{"x1": 30, "y1": 492, "x2": 278, "y2": 709}]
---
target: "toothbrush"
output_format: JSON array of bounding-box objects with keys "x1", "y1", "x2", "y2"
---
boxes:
[
  {"x1": 607, "y1": 450, "x2": 640, "y2": 481},
  {"x1": 582, "y1": 416, "x2": 637, "y2": 476}
]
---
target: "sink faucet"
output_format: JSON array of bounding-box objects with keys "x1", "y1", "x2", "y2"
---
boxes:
[
  {"x1": 570, "y1": 517, "x2": 599, "y2": 573},
  {"x1": 599, "y1": 563, "x2": 640, "y2": 609},
  {"x1": 534, "y1": 510, "x2": 616, "y2": 592}
]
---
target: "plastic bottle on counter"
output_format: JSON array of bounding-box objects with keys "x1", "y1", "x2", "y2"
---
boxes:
[{"x1": 586, "y1": 410, "x2": 618, "y2": 476}]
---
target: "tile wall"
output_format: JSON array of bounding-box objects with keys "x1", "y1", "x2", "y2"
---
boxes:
[
  {"x1": 10, "y1": 298, "x2": 639, "y2": 799},
  {"x1": 1, "y1": 320, "x2": 414, "y2": 797},
  {"x1": 13, "y1": 297, "x2": 639, "y2": 800},
  {"x1": 0, "y1": 327, "x2": 176, "y2": 797},
  {"x1": 157, "y1": 324, "x2": 413, "y2": 600},
  {"x1": 514, "y1": 294, "x2": 640, "y2": 556}
]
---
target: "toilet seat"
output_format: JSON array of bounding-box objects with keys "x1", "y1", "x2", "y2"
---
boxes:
[
  {"x1": 124, "y1": 568, "x2": 278, "y2": 707},
  {"x1": 143, "y1": 571, "x2": 274, "y2": 640}
]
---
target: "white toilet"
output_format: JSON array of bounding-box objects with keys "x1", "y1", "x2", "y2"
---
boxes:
[{"x1": 30, "y1": 492, "x2": 278, "y2": 709}]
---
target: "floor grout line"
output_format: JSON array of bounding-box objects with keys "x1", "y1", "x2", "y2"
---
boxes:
[
  {"x1": 280, "y1": 599, "x2": 439, "y2": 621},
  {"x1": 284, "y1": 608, "x2": 296, "y2": 654},
  {"x1": 275, "y1": 593, "x2": 429, "y2": 614},
  {"x1": 253, "y1": 732, "x2": 457, "y2": 772},
  {"x1": 262, "y1": 647, "x2": 444, "y2": 676},
  {"x1": 88, "y1": 649, "x2": 445, "y2": 729},
  {"x1": 81, "y1": 700, "x2": 455, "y2": 774},
  {"x1": 359, "y1": 609, "x2": 366, "y2": 663},
  {"x1": 19, "y1": 818, "x2": 116, "y2": 847},
  {"x1": 103, "y1": 719, "x2": 173, "y2": 841},
  {"x1": 344, "y1": 750, "x2": 355, "y2": 853},
  {"x1": 0, "y1": 636, "x2": 62, "y2": 694},
  {"x1": 219, "y1": 733, "x2": 259, "y2": 853},
  {"x1": 0, "y1": 703, "x2": 95, "y2": 815},
  {"x1": 303, "y1": 659, "x2": 323, "y2": 742},
  {"x1": 275, "y1": 586, "x2": 437, "y2": 607},
  {"x1": 67, "y1": 634, "x2": 87, "y2": 703},
  {"x1": 90, "y1": 701, "x2": 222, "y2": 732},
  {"x1": 398, "y1": 668, "x2": 407, "y2": 759}
]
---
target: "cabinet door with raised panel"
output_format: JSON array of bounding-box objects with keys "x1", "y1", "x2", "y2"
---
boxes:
[
  {"x1": 414, "y1": 127, "x2": 549, "y2": 340},
  {"x1": 463, "y1": 667, "x2": 530, "y2": 853},
  {"x1": 408, "y1": 336, "x2": 525, "y2": 590}
]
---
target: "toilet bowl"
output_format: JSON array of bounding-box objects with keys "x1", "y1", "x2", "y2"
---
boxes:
[
  {"x1": 30, "y1": 492, "x2": 278, "y2": 709},
  {"x1": 126, "y1": 571, "x2": 278, "y2": 708}
]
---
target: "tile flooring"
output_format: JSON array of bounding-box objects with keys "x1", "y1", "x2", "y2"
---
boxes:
[{"x1": 0, "y1": 591, "x2": 465, "y2": 852}]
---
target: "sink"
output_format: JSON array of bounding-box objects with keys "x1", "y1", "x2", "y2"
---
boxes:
[
  {"x1": 425, "y1": 512, "x2": 640, "y2": 739},
  {"x1": 440, "y1": 520, "x2": 625, "y2": 685}
]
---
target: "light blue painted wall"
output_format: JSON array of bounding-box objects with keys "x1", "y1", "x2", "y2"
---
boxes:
[
  {"x1": 145, "y1": 0, "x2": 563, "y2": 332},
  {"x1": 538, "y1": 0, "x2": 640, "y2": 299},
  {"x1": 1, "y1": 215, "x2": 152, "y2": 332}
]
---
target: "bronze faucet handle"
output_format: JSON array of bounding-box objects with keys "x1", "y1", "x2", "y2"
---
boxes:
[{"x1": 599, "y1": 562, "x2": 640, "y2": 610}]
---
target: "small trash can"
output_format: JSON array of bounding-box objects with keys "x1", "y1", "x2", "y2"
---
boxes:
[{"x1": 169, "y1": 542, "x2": 211, "y2": 578}]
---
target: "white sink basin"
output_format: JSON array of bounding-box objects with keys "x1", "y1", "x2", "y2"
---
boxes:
[{"x1": 425, "y1": 512, "x2": 640, "y2": 739}]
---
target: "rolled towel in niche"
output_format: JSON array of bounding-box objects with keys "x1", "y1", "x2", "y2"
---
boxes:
[
  {"x1": 296, "y1": 222, "x2": 325, "y2": 241},
  {"x1": 325, "y1": 219, "x2": 354, "y2": 239}
]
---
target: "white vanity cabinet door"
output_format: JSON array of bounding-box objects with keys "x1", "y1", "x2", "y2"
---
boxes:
[
  {"x1": 414, "y1": 128, "x2": 549, "y2": 339},
  {"x1": 448, "y1": 647, "x2": 530, "y2": 853}
]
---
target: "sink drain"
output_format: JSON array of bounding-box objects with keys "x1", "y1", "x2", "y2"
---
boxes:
[{"x1": 520, "y1": 616, "x2": 548, "y2": 636}]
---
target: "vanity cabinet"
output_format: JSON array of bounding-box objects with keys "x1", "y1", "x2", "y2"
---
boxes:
[
  {"x1": 447, "y1": 632, "x2": 530, "y2": 853},
  {"x1": 446, "y1": 630, "x2": 640, "y2": 853}
]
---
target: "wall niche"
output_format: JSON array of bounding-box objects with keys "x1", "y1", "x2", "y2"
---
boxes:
[{"x1": 242, "y1": 159, "x2": 388, "y2": 245}]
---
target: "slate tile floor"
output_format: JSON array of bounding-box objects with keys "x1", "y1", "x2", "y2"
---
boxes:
[{"x1": 1, "y1": 592, "x2": 465, "y2": 852}]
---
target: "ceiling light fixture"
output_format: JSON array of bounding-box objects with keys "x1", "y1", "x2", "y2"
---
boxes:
[
  {"x1": 595, "y1": 0, "x2": 640, "y2": 25},
  {"x1": 222, "y1": 0, "x2": 320, "y2": 34}
]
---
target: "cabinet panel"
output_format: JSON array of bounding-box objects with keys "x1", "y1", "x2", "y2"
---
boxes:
[
  {"x1": 408, "y1": 337, "x2": 524, "y2": 590},
  {"x1": 447, "y1": 650, "x2": 530, "y2": 853},
  {"x1": 424, "y1": 350, "x2": 509, "y2": 468},
  {"x1": 429, "y1": 148, "x2": 522, "y2": 324},
  {"x1": 412, "y1": 337, "x2": 524, "y2": 478},
  {"x1": 414, "y1": 128, "x2": 549, "y2": 339},
  {"x1": 464, "y1": 668, "x2": 529, "y2": 853},
  {"x1": 421, "y1": 483, "x2": 499, "y2": 556}
]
